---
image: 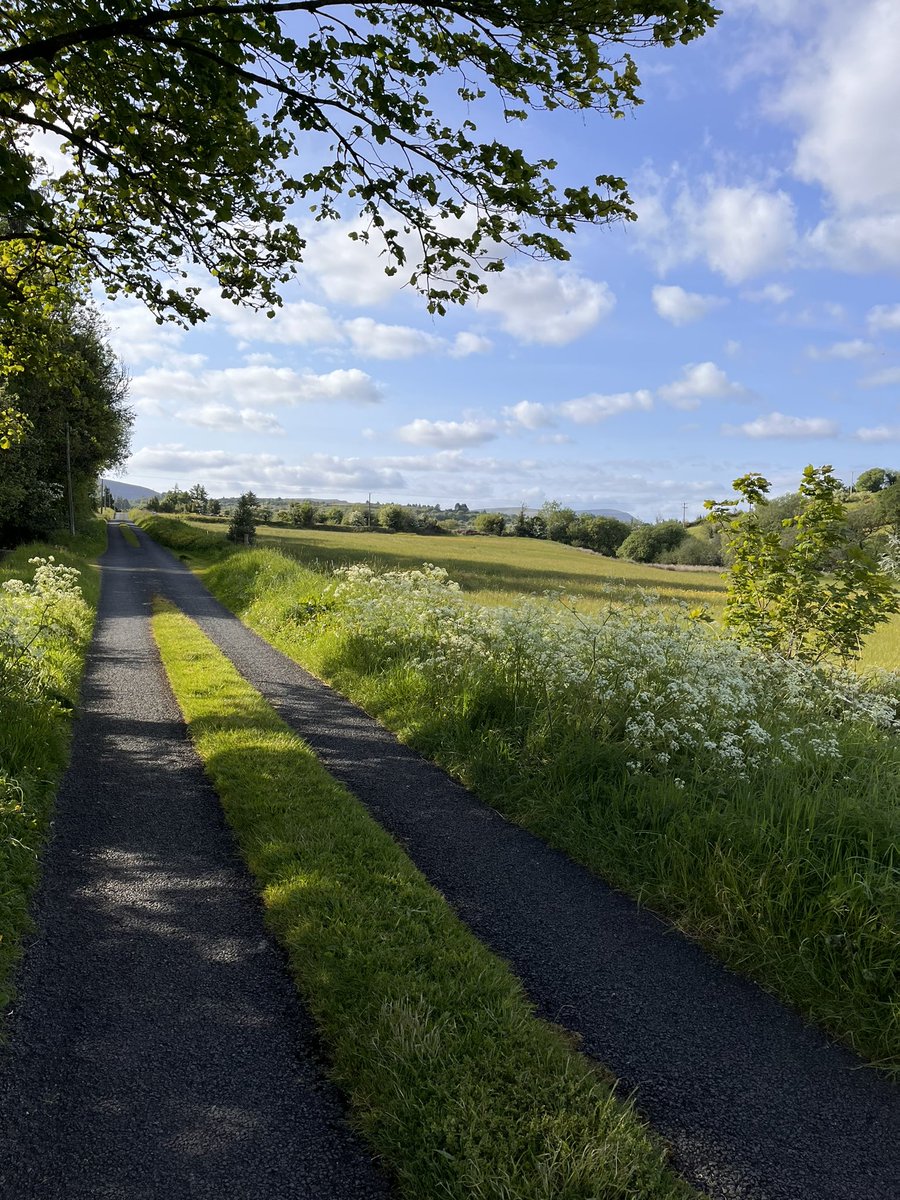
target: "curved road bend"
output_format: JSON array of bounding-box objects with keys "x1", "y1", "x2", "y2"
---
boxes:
[
  {"x1": 131, "y1": 522, "x2": 900, "y2": 1200},
  {"x1": 0, "y1": 521, "x2": 392, "y2": 1200}
]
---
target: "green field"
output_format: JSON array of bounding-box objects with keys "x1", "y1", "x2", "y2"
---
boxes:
[{"x1": 181, "y1": 517, "x2": 900, "y2": 670}]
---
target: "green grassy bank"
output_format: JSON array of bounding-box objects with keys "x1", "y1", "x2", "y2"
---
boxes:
[
  {"x1": 152, "y1": 598, "x2": 694, "y2": 1200},
  {"x1": 137, "y1": 514, "x2": 900, "y2": 1071},
  {"x1": 0, "y1": 521, "x2": 106, "y2": 1019}
]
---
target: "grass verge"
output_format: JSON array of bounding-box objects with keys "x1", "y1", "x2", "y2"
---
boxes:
[
  {"x1": 135, "y1": 514, "x2": 900, "y2": 1071},
  {"x1": 0, "y1": 520, "x2": 106, "y2": 1021},
  {"x1": 151, "y1": 596, "x2": 694, "y2": 1200}
]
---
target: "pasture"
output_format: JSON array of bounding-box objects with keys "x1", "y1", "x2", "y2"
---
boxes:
[{"x1": 182, "y1": 517, "x2": 900, "y2": 670}]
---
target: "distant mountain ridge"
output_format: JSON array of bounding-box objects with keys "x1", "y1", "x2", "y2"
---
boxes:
[{"x1": 488, "y1": 506, "x2": 637, "y2": 524}]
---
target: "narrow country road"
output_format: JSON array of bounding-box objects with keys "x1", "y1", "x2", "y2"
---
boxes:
[
  {"x1": 0, "y1": 519, "x2": 898, "y2": 1200},
  {"x1": 131, "y1": 521, "x2": 899, "y2": 1200},
  {"x1": 0, "y1": 522, "x2": 392, "y2": 1200}
]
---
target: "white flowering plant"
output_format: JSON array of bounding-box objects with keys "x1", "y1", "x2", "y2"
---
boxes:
[{"x1": 0, "y1": 556, "x2": 88, "y2": 703}]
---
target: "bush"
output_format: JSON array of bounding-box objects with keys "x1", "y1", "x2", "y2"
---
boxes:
[
  {"x1": 568, "y1": 515, "x2": 632, "y2": 556},
  {"x1": 659, "y1": 537, "x2": 722, "y2": 567},
  {"x1": 617, "y1": 520, "x2": 687, "y2": 563},
  {"x1": 289, "y1": 499, "x2": 316, "y2": 528},
  {"x1": 473, "y1": 512, "x2": 506, "y2": 535}
]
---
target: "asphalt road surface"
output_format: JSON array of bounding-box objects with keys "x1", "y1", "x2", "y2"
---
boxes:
[
  {"x1": 0, "y1": 522, "x2": 392, "y2": 1200},
  {"x1": 1, "y1": 519, "x2": 897, "y2": 1199}
]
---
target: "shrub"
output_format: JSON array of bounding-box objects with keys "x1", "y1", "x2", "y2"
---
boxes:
[
  {"x1": 660, "y1": 537, "x2": 722, "y2": 567},
  {"x1": 707, "y1": 466, "x2": 899, "y2": 664},
  {"x1": 473, "y1": 512, "x2": 506, "y2": 535},
  {"x1": 617, "y1": 520, "x2": 687, "y2": 563}
]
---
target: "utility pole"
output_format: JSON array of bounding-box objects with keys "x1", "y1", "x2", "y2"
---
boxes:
[
  {"x1": 682, "y1": 501, "x2": 687, "y2": 527},
  {"x1": 366, "y1": 492, "x2": 372, "y2": 528},
  {"x1": 65, "y1": 422, "x2": 76, "y2": 536}
]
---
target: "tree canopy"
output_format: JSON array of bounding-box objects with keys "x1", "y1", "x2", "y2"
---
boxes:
[{"x1": 1, "y1": 2, "x2": 719, "y2": 325}]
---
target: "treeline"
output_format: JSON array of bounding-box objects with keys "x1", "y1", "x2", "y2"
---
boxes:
[{"x1": 0, "y1": 301, "x2": 131, "y2": 547}]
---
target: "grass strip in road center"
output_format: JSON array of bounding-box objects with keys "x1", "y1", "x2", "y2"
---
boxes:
[
  {"x1": 151, "y1": 597, "x2": 695, "y2": 1200},
  {"x1": 119, "y1": 524, "x2": 140, "y2": 548}
]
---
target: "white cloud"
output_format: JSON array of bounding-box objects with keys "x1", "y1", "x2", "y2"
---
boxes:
[
  {"x1": 215, "y1": 298, "x2": 343, "y2": 346},
  {"x1": 302, "y1": 219, "x2": 406, "y2": 306},
  {"x1": 344, "y1": 318, "x2": 445, "y2": 360},
  {"x1": 855, "y1": 425, "x2": 900, "y2": 442},
  {"x1": 502, "y1": 401, "x2": 555, "y2": 429},
  {"x1": 723, "y1": 412, "x2": 839, "y2": 438},
  {"x1": 181, "y1": 405, "x2": 285, "y2": 435},
  {"x1": 658, "y1": 362, "x2": 746, "y2": 410},
  {"x1": 868, "y1": 304, "x2": 900, "y2": 333},
  {"x1": 105, "y1": 301, "x2": 190, "y2": 366},
  {"x1": 634, "y1": 176, "x2": 797, "y2": 283},
  {"x1": 131, "y1": 364, "x2": 382, "y2": 413},
  {"x1": 478, "y1": 265, "x2": 615, "y2": 345},
  {"x1": 559, "y1": 391, "x2": 653, "y2": 424},
  {"x1": 703, "y1": 187, "x2": 797, "y2": 283},
  {"x1": 780, "y1": 1, "x2": 900, "y2": 217},
  {"x1": 743, "y1": 283, "x2": 794, "y2": 304},
  {"x1": 396, "y1": 418, "x2": 500, "y2": 447},
  {"x1": 651, "y1": 284, "x2": 726, "y2": 326},
  {"x1": 807, "y1": 339, "x2": 874, "y2": 360},
  {"x1": 126, "y1": 445, "x2": 406, "y2": 491},
  {"x1": 861, "y1": 366, "x2": 900, "y2": 387},
  {"x1": 450, "y1": 331, "x2": 493, "y2": 358}
]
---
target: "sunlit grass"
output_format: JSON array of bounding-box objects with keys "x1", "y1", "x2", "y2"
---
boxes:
[
  {"x1": 0, "y1": 521, "x2": 105, "y2": 1021},
  {"x1": 151, "y1": 598, "x2": 694, "y2": 1200}
]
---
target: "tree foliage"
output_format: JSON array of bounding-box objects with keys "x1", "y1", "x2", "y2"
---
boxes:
[
  {"x1": 0, "y1": 292, "x2": 131, "y2": 545},
  {"x1": 227, "y1": 490, "x2": 258, "y2": 544},
  {"x1": 855, "y1": 467, "x2": 897, "y2": 494},
  {"x1": 1, "y1": 1, "x2": 718, "y2": 325},
  {"x1": 706, "y1": 466, "x2": 899, "y2": 665},
  {"x1": 617, "y1": 519, "x2": 685, "y2": 563}
]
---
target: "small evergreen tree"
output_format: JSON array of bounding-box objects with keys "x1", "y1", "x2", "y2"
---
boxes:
[{"x1": 227, "y1": 491, "x2": 258, "y2": 545}]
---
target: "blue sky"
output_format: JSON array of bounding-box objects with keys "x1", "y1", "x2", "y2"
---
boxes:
[{"x1": 96, "y1": 1, "x2": 900, "y2": 519}]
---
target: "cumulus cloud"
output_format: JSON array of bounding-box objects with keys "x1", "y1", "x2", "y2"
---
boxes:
[
  {"x1": 477, "y1": 264, "x2": 615, "y2": 345},
  {"x1": 559, "y1": 391, "x2": 653, "y2": 424},
  {"x1": 343, "y1": 318, "x2": 445, "y2": 360},
  {"x1": 130, "y1": 364, "x2": 382, "y2": 418},
  {"x1": 180, "y1": 405, "x2": 285, "y2": 435},
  {"x1": 868, "y1": 304, "x2": 900, "y2": 333},
  {"x1": 450, "y1": 331, "x2": 493, "y2": 358},
  {"x1": 855, "y1": 425, "x2": 900, "y2": 442},
  {"x1": 214, "y1": 298, "x2": 344, "y2": 346},
  {"x1": 634, "y1": 175, "x2": 797, "y2": 283},
  {"x1": 126, "y1": 445, "x2": 406, "y2": 491},
  {"x1": 396, "y1": 418, "x2": 500, "y2": 447},
  {"x1": 651, "y1": 284, "x2": 726, "y2": 326},
  {"x1": 807, "y1": 339, "x2": 875, "y2": 360},
  {"x1": 743, "y1": 283, "x2": 794, "y2": 304},
  {"x1": 502, "y1": 401, "x2": 555, "y2": 429},
  {"x1": 658, "y1": 362, "x2": 746, "y2": 410},
  {"x1": 861, "y1": 366, "x2": 900, "y2": 387},
  {"x1": 723, "y1": 412, "x2": 839, "y2": 438},
  {"x1": 105, "y1": 301, "x2": 192, "y2": 367}
]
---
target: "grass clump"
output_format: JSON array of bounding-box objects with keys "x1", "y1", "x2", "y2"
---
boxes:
[
  {"x1": 151, "y1": 598, "x2": 694, "y2": 1200},
  {"x1": 0, "y1": 521, "x2": 105, "y2": 1018}
]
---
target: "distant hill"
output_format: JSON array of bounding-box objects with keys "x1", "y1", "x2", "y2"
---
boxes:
[
  {"x1": 102, "y1": 479, "x2": 160, "y2": 502},
  {"x1": 488, "y1": 505, "x2": 637, "y2": 524}
]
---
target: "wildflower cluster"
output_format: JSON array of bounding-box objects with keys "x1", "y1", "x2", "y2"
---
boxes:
[
  {"x1": 0, "y1": 557, "x2": 87, "y2": 702},
  {"x1": 328, "y1": 564, "x2": 899, "y2": 783}
]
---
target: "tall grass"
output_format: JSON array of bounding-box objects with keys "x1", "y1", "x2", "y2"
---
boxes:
[
  {"x1": 0, "y1": 521, "x2": 105, "y2": 1018},
  {"x1": 135, "y1": 515, "x2": 900, "y2": 1069}
]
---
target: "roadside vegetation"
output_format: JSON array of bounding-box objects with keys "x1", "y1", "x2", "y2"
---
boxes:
[
  {"x1": 151, "y1": 598, "x2": 694, "y2": 1200},
  {"x1": 136, "y1": 509, "x2": 900, "y2": 1071},
  {"x1": 119, "y1": 524, "x2": 139, "y2": 548},
  {"x1": 0, "y1": 521, "x2": 105, "y2": 1019}
]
